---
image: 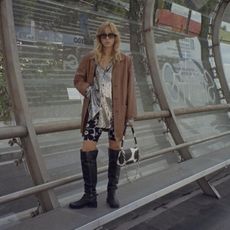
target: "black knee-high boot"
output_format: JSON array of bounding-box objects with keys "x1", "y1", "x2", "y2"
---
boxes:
[
  {"x1": 69, "y1": 149, "x2": 98, "y2": 209},
  {"x1": 107, "y1": 148, "x2": 121, "y2": 208}
]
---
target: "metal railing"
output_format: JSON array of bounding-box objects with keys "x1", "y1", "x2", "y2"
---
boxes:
[
  {"x1": 1, "y1": 104, "x2": 229, "y2": 139},
  {"x1": 0, "y1": 104, "x2": 230, "y2": 205}
]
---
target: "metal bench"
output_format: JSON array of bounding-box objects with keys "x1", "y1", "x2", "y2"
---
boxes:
[{"x1": 6, "y1": 146, "x2": 230, "y2": 230}]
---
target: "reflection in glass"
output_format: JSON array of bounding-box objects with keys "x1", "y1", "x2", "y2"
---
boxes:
[
  {"x1": 177, "y1": 111, "x2": 230, "y2": 157},
  {"x1": 0, "y1": 46, "x2": 37, "y2": 221},
  {"x1": 9, "y1": 0, "x2": 176, "y2": 206},
  {"x1": 0, "y1": 43, "x2": 11, "y2": 126},
  {"x1": 13, "y1": 0, "x2": 159, "y2": 124},
  {"x1": 154, "y1": 0, "x2": 230, "y2": 157},
  {"x1": 154, "y1": 0, "x2": 222, "y2": 108}
]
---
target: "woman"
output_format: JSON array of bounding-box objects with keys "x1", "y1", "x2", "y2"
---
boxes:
[{"x1": 69, "y1": 21, "x2": 137, "y2": 209}]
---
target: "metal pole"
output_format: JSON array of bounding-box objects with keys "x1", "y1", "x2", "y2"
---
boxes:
[
  {"x1": 0, "y1": 103, "x2": 229, "y2": 139},
  {"x1": 211, "y1": 0, "x2": 230, "y2": 103},
  {"x1": 0, "y1": 126, "x2": 27, "y2": 139},
  {"x1": 174, "y1": 104, "x2": 230, "y2": 115},
  {"x1": 0, "y1": 0, "x2": 58, "y2": 211},
  {"x1": 143, "y1": 0, "x2": 221, "y2": 198}
]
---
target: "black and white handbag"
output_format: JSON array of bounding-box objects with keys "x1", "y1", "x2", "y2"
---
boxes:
[{"x1": 117, "y1": 126, "x2": 139, "y2": 167}]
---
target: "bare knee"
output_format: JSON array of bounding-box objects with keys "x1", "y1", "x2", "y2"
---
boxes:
[
  {"x1": 109, "y1": 140, "x2": 121, "y2": 150},
  {"x1": 82, "y1": 140, "x2": 97, "y2": 152}
]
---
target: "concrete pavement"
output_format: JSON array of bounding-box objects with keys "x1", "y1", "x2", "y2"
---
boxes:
[{"x1": 104, "y1": 168, "x2": 230, "y2": 230}]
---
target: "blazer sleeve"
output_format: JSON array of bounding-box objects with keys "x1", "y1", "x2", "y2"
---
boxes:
[
  {"x1": 73, "y1": 55, "x2": 90, "y2": 96},
  {"x1": 126, "y1": 56, "x2": 137, "y2": 120}
]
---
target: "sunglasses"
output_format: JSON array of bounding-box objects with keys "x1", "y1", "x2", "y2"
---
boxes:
[{"x1": 99, "y1": 33, "x2": 117, "y2": 39}]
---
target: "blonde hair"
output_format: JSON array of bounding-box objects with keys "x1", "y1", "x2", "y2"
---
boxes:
[{"x1": 94, "y1": 21, "x2": 122, "y2": 63}]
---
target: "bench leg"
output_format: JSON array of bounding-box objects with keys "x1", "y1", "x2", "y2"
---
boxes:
[{"x1": 197, "y1": 178, "x2": 221, "y2": 199}]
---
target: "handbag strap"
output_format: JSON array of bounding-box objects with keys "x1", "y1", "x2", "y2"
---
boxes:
[
  {"x1": 121, "y1": 125, "x2": 138, "y2": 149},
  {"x1": 121, "y1": 125, "x2": 142, "y2": 183}
]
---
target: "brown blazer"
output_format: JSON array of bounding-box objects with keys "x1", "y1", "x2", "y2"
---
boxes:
[{"x1": 74, "y1": 51, "x2": 137, "y2": 141}]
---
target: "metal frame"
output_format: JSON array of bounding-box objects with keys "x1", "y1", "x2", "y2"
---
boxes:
[
  {"x1": 0, "y1": 0, "x2": 230, "y2": 213},
  {"x1": 0, "y1": 103, "x2": 229, "y2": 139},
  {"x1": 1, "y1": 128, "x2": 230, "y2": 205},
  {"x1": 211, "y1": 0, "x2": 230, "y2": 103},
  {"x1": 0, "y1": 0, "x2": 58, "y2": 211},
  {"x1": 143, "y1": 0, "x2": 221, "y2": 198}
]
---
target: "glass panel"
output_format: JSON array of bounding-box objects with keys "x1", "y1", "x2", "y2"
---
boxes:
[
  {"x1": 0, "y1": 26, "x2": 37, "y2": 226},
  {"x1": 177, "y1": 111, "x2": 230, "y2": 157},
  {"x1": 154, "y1": 0, "x2": 230, "y2": 157},
  {"x1": 12, "y1": 0, "x2": 177, "y2": 206},
  {"x1": 13, "y1": 0, "x2": 160, "y2": 121},
  {"x1": 0, "y1": 40, "x2": 11, "y2": 126},
  {"x1": 155, "y1": 0, "x2": 221, "y2": 108}
]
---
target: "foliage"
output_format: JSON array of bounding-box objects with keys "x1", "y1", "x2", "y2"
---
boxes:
[{"x1": 0, "y1": 64, "x2": 11, "y2": 122}]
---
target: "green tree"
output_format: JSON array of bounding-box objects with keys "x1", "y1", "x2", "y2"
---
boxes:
[{"x1": 0, "y1": 54, "x2": 11, "y2": 122}]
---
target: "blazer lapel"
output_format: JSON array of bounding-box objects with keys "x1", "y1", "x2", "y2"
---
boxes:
[{"x1": 89, "y1": 58, "x2": 96, "y2": 84}]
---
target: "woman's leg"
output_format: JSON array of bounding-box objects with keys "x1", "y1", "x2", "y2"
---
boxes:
[
  {"x1": 69, "y1": 121, "x2": 102, "y2": 209},
  {"x1": 82, "y1": 140, "x2": 97, "y2": 152},
  {"x1": 109, "y1": 139, "x2": 121, "y2": 150},
  {"x1": 107, "y1": 131, "x2": 121, "y2": 208}
]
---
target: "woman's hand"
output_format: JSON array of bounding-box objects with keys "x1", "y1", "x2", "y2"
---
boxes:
[
  {"x1": 84, "y1": 86, "x2": 92, "y2": 98},
  {"x1": 126, "y1": 119, "x2": 134, "y2": 127}
]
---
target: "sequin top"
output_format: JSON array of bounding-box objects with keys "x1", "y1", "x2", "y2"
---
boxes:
[{"x1": 87, "y1": 63, "x2": 113, "y2": 129}]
